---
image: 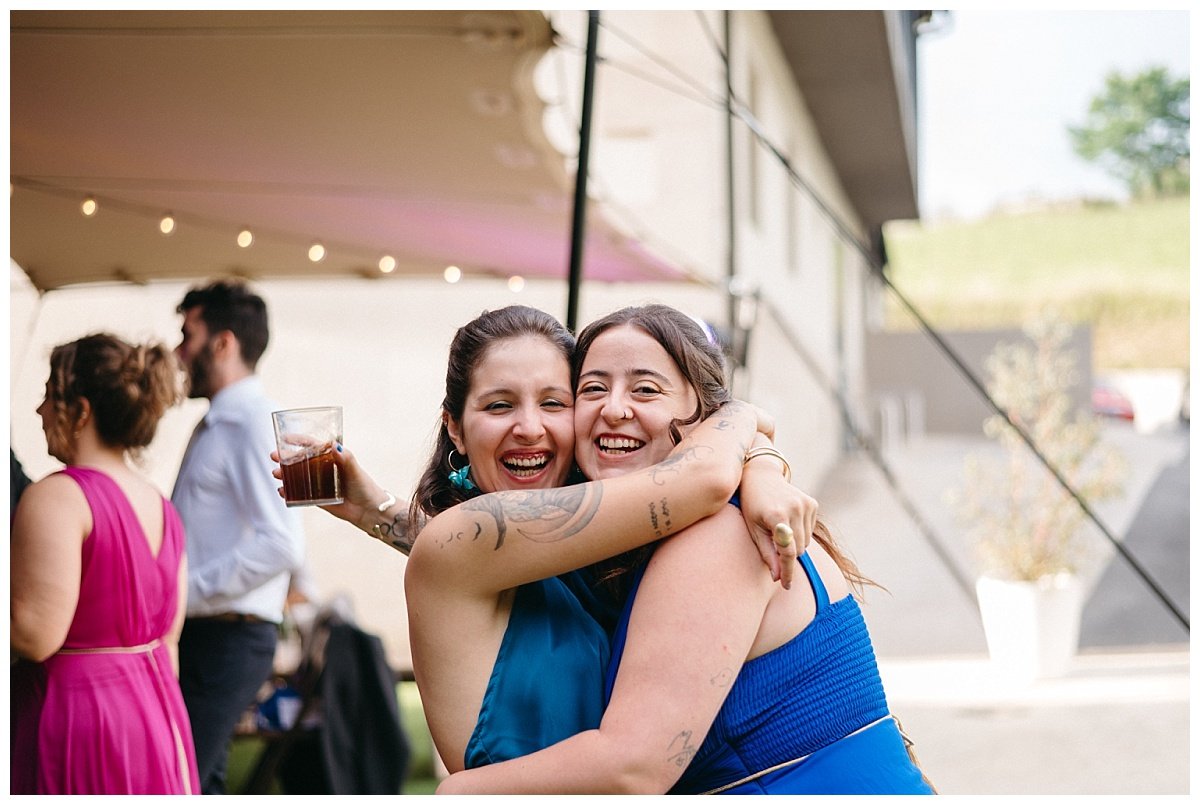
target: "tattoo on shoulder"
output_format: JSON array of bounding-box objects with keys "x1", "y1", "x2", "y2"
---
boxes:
[
  {"x1": 458, "y1": 483, "x2": 603, "y2": 550},
  {"x1": 666, "y1": 731, "x2": 699, "y2": 768}
]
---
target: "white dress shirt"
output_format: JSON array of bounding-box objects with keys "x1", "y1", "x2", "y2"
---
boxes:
[{"x1": 172, "y1": 375, "x2": 305, "y2": 623}]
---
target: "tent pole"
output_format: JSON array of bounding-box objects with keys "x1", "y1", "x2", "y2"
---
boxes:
[
  {"x1": 566, "y1": 10, "x2": 600, "y2": 333},
  {"x1": 723, "y1": 10, "x2": 738, "y2": 362}
]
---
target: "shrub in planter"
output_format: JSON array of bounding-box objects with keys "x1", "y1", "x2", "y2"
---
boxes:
[{"x1": 949, "y1": 315, "x2": 1125, "y2": 678}]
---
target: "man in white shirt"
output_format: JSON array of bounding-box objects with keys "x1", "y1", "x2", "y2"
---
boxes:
[{"x1": 172, "y1": 280, "x2": 305, "y2": 794}]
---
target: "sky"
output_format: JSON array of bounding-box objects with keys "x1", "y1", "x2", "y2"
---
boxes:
[{"x1": 917, "y1": 9, "x2": 1192, "y2": 220}]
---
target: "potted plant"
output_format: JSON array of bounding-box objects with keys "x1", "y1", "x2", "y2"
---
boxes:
[{"x1": 949, "y1": 315, "x2": 1125, "y2": 681}]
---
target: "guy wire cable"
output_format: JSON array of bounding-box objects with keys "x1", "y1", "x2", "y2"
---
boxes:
[
  {"x1": 756, "y1": 293, "x2": 981, "y2": 607},
  {"x1": 598, "y1": 12, "x2": 1189, "y2": 633},
  {"x1": 733, "y1": 90, "x2": 1190, "y2": 634}
]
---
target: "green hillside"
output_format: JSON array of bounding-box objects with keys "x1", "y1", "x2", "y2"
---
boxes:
[{"x1": 881, "y1": 196, "x2": 1190, "y2": 370}]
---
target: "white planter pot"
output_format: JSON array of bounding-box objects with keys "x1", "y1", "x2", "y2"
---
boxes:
[{"x1": 975, "y1": 573, "x2": 1084, "y2": 682}]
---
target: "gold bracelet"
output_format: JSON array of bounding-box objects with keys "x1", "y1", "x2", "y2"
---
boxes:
[{"x1": 744, "y1": 446, "x2": 792, "y2": 483}]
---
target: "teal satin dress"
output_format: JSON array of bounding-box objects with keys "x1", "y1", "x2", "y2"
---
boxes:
[{"x1": 463, "y1": 572, "x2": 610, "y2": 768}]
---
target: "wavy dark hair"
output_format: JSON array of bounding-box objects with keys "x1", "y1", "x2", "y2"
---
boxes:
[
  {"x1": 177, "y1": 280, "x2": 270, "y2": 369},
  {"x1": 407, "y1": 306, "x2": 576, "y2": 533},
  {"x1": 574, "y1": 304, "x2": 874, "y2": 596}
]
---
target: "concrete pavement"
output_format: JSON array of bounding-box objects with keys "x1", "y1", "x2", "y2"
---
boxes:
[{"x1": 814, "y1": 420, "x2": 1190, "y2": 795}]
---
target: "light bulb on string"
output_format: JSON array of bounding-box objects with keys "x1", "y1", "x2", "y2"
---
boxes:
[
  {"x1": 379, "y1": 255, "x2": 396, "y2": 274},
  {"x1": 159, "y1": 214, "x2": 175, "y2": 235},
  {"x1": 308, "y1": 243, "x2": 326, "y2": 263},
  {"x1": 237, "y1": 229, "x2": 254, "y2": 248},
  {"x1": 508, "y1": 275, "x2": 525, "y2": 292},
  {"x1": 81, "y1": 197, "x2": 97, "y2": 217},
  {"x1": 444, "y1": 265, "x2": 462, "y2": 283}
]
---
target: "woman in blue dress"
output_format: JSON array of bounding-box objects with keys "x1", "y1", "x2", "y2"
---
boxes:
[
  {"x1": 437, "y1": 304, "x2": 936, "y2": 794},
  {"x1": 289, "y1": 305, "x2": 816, "y2": 774}
]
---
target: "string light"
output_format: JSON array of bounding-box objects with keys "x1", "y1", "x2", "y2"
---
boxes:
[
  {"x1": 508, "y1": 275, "x2": 525, "y2": 292},
  {"x1": 81, "y1": 197, "x2": 97, "y2": 217},
  {"x1": 159, "y1": 214, "x2": 175, "y2": 235},
  {"x1": 308, "y1": 243, "x2": 326, "y2": 263},
  {"x1": 444, "y1": 265, "x2": 462, "y2": 283},
  {"x1": 378, "y1": 255, "x2": 396, "y2": 274},
  {"x1": 237, "y1": 229, "x2": 254, "y2": 248}
]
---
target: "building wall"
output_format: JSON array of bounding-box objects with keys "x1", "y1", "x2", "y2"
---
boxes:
[
  {"x1": 865, "y1": 326, "x2": 1094, "y2": 438},
  {"x1": 542, "y1": 10, "x2": 878, "y2": 492},
  {"x1": 9, "y1": 11, "x2": 893, "y2": 670}
]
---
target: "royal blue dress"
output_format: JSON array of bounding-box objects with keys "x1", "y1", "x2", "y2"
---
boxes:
[
  {"x1": 605, "y1": 548, "x2": 935, "y2": 794},
  {"x1": 463, "y1": 572, "x2": 610, "y2": 769}
]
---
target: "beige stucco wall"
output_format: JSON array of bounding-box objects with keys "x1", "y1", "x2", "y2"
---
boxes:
[{"x1": 543, "y1": 10, "x2": 876, "y2": 493}]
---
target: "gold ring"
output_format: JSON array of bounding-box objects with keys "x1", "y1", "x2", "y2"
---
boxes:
[{"x1": 773, "y1": 522, "x2": 795, "y2": 548}]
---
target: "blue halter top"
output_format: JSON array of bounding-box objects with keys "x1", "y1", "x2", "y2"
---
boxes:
[{"x1": 604, "y1": 547, "x2": 934, "y2": 794}]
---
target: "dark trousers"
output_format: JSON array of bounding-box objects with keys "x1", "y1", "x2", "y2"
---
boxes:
[{"x1": 179, "y1": 619, "x2": 278, "y2": 795}]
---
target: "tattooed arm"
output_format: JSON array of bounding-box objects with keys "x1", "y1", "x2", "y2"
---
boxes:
[
  {"x1": 435, "y1": 505, "x2": 777, "y2": 794},
  {"x1": 269, "y1": 442, "x2": 418, "y2": 552},
  {"x1": 406, "y1": 400, "x2": 761, "y2": 595}
]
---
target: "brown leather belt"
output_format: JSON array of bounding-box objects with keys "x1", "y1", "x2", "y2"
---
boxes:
[{"x1": 188, "y1": 612, "x2": 267, "y2": 624}]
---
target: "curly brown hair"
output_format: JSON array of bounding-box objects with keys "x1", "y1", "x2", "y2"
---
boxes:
[{"x1": 46, "y1": 333, "x2": 183, "y2": 459}]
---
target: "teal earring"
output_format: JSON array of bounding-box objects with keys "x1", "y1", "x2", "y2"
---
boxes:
[{"x1": 447, "y1": 449, "x2": 477, "y2": 491}]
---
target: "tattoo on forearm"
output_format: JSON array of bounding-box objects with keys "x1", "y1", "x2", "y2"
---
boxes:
[
  {"x1": 648, "y1": 445, "x2": 712, "y2": 486},
  {"x1": 666, "y1": 731, "x2": 699, "y2": 768},
  {"x1": 373, "y1": 514, "x2": 415, "y2": 555},
  {"x1": 648, "y1": 497, "x2": 673, "y2": 538},
  {"x1": 456, "y1": 483, "x2": 603, "y2": 550}
]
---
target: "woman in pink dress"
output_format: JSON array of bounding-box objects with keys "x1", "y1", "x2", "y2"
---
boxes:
[{"x1": 11, "y1": 332, "x2": 200, "y2": 794}]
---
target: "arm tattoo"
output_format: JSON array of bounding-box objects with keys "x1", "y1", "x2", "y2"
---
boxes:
[
  {"x1": 710, "y1": 667, "x2": 733, "y2": 687},
  {"x1": 373, "y1": 513, "x2": 415, "y2": 555},
  {"x1": 666, "y1": 731, "x2": 699, "y2": 768},
  {"x1": 458, "y1": 482, "x2": 603, "y2": 550},
  {"x1": 648, "y1": 444, "x2": 711, "y2": 486},
  {"x1": 648, "y1": 497, "x2": 673, "y2": 539}
]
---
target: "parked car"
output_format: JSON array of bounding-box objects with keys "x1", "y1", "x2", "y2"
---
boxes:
[{"x1": 1091, "y1": 381, "x2": 1135, "y2": 421}]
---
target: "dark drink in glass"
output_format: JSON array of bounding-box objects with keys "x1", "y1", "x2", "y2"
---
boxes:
[{"x1": 280, "y1": 442, "x2": 341, "y2": 506}]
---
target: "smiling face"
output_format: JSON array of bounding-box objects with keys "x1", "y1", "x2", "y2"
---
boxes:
[
  {"x1": 445, "y1": 334, "x2": 576, "y2": 493},
  {"x1": 574, "y1": 324, "x2": 700, "y2": 481}
]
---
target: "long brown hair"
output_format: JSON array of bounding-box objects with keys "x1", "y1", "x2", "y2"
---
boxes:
[{"x1": 574, "y1": 304, "x2": 875, "y2": 596}]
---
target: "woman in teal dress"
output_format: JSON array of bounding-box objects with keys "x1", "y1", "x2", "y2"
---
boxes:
[
  {"x1": 437, "y1": 305, "x2": 935, "y2": 794},
  {"x1": 290, "y1": 305, "x2": 816, "y2": 774}
]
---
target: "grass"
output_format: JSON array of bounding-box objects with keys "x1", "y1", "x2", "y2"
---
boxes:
[{"x1": 881, "y1": 196, "x2": 1190, "y2": 370}]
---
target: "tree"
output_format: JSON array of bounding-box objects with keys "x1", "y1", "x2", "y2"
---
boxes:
[{"x1": 1069, "y1": 66, "x2": 1189, "y2": 198}]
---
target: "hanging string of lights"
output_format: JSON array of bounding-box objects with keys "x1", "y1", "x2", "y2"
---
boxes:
[{"x1": 9, "y1": 177, "x2": 486, "y2": 284}]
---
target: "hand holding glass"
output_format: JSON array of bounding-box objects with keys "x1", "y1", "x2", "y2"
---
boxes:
[{"x1": 271, "y1": 406, "x2": 343, "y2": 506}]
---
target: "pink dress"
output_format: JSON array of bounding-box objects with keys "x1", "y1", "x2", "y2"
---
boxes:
[{"x1": 11, "y1": 466, "x2": 201, "y2": 794}]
